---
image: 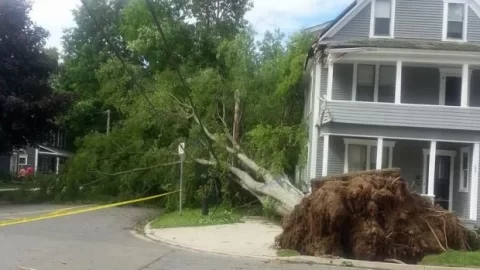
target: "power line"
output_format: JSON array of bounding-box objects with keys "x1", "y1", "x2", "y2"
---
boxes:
[
  {"x1": 143, "y1": 0, "x2": 223, "y2": 167},
  {"x1": 79, "y1": 0, "x2": 160, "y2": 116}
]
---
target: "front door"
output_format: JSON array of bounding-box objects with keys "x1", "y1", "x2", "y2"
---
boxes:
[{"x1": 426, "y1": 155, "x2": 451, "y2": 210}]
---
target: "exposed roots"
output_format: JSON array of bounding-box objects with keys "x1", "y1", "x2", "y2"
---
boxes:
[{"x1": 276, "y1": 169, "x2": 474, "y2": 264}]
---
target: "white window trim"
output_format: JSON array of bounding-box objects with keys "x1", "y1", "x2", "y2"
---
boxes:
[
  {"x1": 343, "y1": 138, "x2": 396, "y2": 173},
  {"x1": 17, "y1": 150, "x2": 28, "y2": 166},
  {"x1": 442, "y1": 0, "x2": 469, "y2": 42},
  {"x1": 369, "y1": 0, "x2": 396, "y2": 39},
  {"x1": 352, "y1": 63, "x2": 396, "y2": 102},
  {"x1": 438, "y1": 67, "x2": 473, "y2": 105},
  {"x1": 460, "y1": 146, "x2": 470, "y2": 192}
]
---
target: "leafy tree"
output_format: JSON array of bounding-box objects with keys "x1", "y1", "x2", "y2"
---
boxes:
[
  {"x1": 59, "y1": 0, "x2": 314, "y2": 215},
  {"x1": 0, "y1": 0, "x2": 70, "y2": 153}
]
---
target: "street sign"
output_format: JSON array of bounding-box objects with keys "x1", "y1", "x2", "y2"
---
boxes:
[{"x1": 178, "y1": 142, "x2": 185, "y2": 155}]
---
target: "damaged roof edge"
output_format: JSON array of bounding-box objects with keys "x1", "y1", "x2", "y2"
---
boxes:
[
  {"x1": 318, "y1": 0, "x2": 358, "y2": 40},
  {"x1": 303, "y1": 0, "x2": 358, "y2": 70}
]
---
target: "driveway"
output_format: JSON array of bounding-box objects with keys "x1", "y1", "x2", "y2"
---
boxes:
[{"x1": 0, "y1": 204, "x2": 354, "y2": 270}]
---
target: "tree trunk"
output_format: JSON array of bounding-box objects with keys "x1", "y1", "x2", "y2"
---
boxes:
[{"x1": 233, "y1": 90, "x2": 241, "y2": 147}]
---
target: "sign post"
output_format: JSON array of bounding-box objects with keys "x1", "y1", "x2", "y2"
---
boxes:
[{"x1": 178, "y1": 142, "x2": 185, "y2": 215}]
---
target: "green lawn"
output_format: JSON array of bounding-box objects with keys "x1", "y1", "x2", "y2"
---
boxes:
[
  {"x1": 276, "y1": 249, "x2": 300, "y2": 257},
  {"x1": 150, "y1": 207, "x2": 243, "y2": 228},
  {"x1": 420, "y1": 250, "x2": 480, "y2": 268}
]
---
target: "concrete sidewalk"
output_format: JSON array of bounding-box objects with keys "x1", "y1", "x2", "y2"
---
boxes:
[
  {"x1": 144, "y1": 218, "x2": 480, "y2": 270},
  {"x1": 145, "y1": 218, "x2": 282, "y2": 258}
]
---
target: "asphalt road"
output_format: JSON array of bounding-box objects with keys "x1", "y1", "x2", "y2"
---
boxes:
[{"x1": 0, "y1": 204, "x2": 354, "y2": 270}]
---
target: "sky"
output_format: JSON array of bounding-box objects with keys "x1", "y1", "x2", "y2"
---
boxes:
[{"x1": 30, "y1": 0, "x2": 354, "y2": 49}]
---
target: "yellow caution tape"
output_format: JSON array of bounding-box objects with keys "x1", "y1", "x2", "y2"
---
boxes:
[{"x1": 0, "y1": 190, "x2": 179, "y2": 227}]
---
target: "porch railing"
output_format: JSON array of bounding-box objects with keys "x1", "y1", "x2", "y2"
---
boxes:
[{"x1": 326, "y1": 101, "x2": 480, "y2": 131}]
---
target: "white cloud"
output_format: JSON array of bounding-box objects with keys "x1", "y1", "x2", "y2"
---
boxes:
[
  {"x1": 30, "y1": 0, "x2": 80, "y2": 48},
  {"x1": 246, "y1": 0, "x2": 354, "y2": 36},
  {"x1": 29, "y1": 0, "x2": 353, "y2": 49}
]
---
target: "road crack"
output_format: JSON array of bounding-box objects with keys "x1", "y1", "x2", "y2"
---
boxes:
[{"x1": 135, "y1": 250, "x2": 176, "y2": 270}]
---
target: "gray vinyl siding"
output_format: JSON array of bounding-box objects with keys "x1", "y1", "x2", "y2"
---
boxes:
[
  {"x1": 328, "y1": 136, "x2": 345, "y2": 175},
  {"x1": 392, "y1": 140, "x2": 427, "y2": 194},
  {"x1": 453, "y1": 145, "x2": 470, "y2": 219},
  {"x1": 316, "y1": 137, "x2": 323, "y2": 178},
  {"x1": 329, "y1": 3, "x2": 371, "y2": 42},
  {"x1": 320, "y1": 65, "x2": 328, "y2": 97},
  {"x1": 468, "y1": 7, "x2": 480, "y2": 43},
  {"x1": 332, "y1": 64, "x2": 353, "y2": 101},
  {"x1": 469, "y1": 70, "x2": 480, "y2": 107},
  {"x1": 395, "y1": 0, "x2": 443, "y2": 40},
  {"x1": 401, "y1": 67, "x2": 439, "y2": 105},
  {"x1": 477, "y1": 156, "x2": 480, "y2": 221},
  {"x1": 327, "y1": 100, "x2": 480, "y2": 131}
]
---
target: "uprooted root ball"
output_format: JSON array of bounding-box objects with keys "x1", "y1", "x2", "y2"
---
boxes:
[{"x1": 276, "y1": 169, "x2": 473, "y2": 264}]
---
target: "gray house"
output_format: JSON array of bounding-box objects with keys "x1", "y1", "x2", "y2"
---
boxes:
[
  {"x1": 304, "y1": 0, "x2": 480, "y2": 223},
  {"x1": 1, "y1": 129, "x2": 73, "y2": 177}
]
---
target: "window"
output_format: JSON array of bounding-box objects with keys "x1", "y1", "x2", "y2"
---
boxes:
[
  {"x1": 371, "y1": 0, "x2": 394, "y2": 37},
  {"x1": 444, "y1": 2, "x2": 466, "y2": 41},
  {"x1": 355, "y1": 64, "x2": 395, "y2": 102},
  {"x1": 460, "y1": 147, "x2": 470, "y2": 192},
  {"x1": 344, "y1": 139, "x2": 396, "y2": 173},
  {"x1": 18, "y1": 150, "x2": 28, "y2": 166},
  {"x1": 356, "y1": 65, "x2": 375, "y2": 101}
]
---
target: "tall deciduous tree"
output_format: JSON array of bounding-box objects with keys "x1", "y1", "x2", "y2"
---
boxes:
[
  {"x1": 0, "y1": 0, "x2": 70, "y2": 152},
  {"x1": 59, "y1": 0, "x2": 313, "y2": 215}
]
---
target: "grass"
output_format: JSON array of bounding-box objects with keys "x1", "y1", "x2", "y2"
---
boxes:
[
  {"x1": 420, "y1": 250, "x2": 480, "y2": 268},
  {"x1": 150, "y1": 206, "x2": 243, "y2": 228},
  {"x1": 276, "y1": 249, "x2": 300, "y2": 257}
]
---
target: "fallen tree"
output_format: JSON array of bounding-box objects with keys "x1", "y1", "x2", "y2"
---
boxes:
[{"x1": 276, "y1": 169, "x2": 476, "y2": 264}]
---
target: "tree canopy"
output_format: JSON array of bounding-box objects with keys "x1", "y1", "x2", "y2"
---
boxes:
[
  {"x1": 0, "y1": 0, "x2": 70, "y2": 153},
  {"x1": 56, "y1": 0, "x2": 314, "y2": 213}
]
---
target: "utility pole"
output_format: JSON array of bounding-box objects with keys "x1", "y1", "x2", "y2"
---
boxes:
[
  {"x1": 106, "y1": 109, "x2": 111, "y2": 135},
  {"x1": 178, "y1": 142, "x2": 185, "y2": 215}
]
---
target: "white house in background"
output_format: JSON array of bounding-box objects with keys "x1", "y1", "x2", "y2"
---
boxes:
[{"x1": 303, "y1": 0, "x2": 480, "y2": 224}]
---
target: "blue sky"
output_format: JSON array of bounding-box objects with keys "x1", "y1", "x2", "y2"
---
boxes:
[{"x1": 30, "y1": 0, "x2": 354, "y2": 49}]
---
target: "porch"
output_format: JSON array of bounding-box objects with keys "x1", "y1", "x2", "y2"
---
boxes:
[
  {"x1": 317, "y1": 47, "x2": 480, "y2": 133},
  {"x1": 35, "y1": 145, "x2": 73, "y2": 174},
  {"x1": 318, "y1": 135, "x2": 480, "y2": 221}
]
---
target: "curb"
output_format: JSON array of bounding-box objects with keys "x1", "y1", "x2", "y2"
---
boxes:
[{"x1": 142, "y1": 221, "x2": 478, "y2": 270}]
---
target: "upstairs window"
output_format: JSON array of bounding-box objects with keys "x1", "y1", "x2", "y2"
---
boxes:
[
  {"x1": 372, "y1": 0, "x2": 393, "y2": 37},
  {"x1": 444, "y1": 3, "x2": 466, "y2": 41},
  {"x1": 356, "y1": 65, "x2": 375, "y2": 101}
]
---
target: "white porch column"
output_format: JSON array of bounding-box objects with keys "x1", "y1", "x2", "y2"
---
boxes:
[
  {"x1": 427, "y1": 141, "x2": 437, "y2": 197},
  {"x1": 326, "y1": 61, "x2": 334, "y2": 100},
  {"x1": 461, "y1": 63, "x2": 470, "y2": 107},
  {"x1": 322, "y1": 135, "x2": 330, "y2": 176},
  {"x1": 309, "y1": 63, "x2": 322, "y2": 180},
  {"x1": 56, "y1": 157, "x2": 60, "y2": 175},
  {"x1": 395, "y1": 61, "x2": 402, "y2": 104},
  {"x1": 470, "y1": 143, "x2": 479, "y2": 220},
  {"x1": 34, "y1": 148, "x2": 38, "y2": 174},
  {"x1": 376, "y1": 137, "x2": 384, "y2": 170}
]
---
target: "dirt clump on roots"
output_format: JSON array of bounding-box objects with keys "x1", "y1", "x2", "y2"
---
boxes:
[{"x1": 276, "y1": 169, "x2": 475, "y2": 264}]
